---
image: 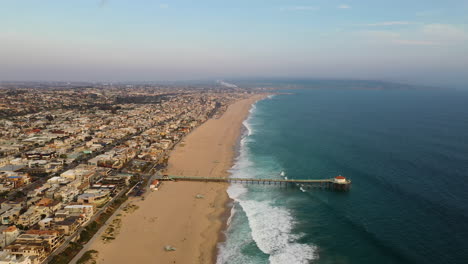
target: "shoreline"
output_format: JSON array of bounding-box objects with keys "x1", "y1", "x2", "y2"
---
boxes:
[
  {"x1": 212, "y1": 112, "x2": 249, "y2": 263},
  {"x1": 80, "y1": 93, "x2": 269, "y2": 264},
  {"x1": 204, "y1": 94, "x2": 270, "y2": 263},
  {"x1": 212, "y1": 100, "x2": 255, "y2": 263},
  {"x1": 212, "y1": 187, "x2": 234, "y2": 263}
]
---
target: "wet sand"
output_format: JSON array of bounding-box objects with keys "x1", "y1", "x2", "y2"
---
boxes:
[{"x1": 82, "y1": 94, "x2": 266, "y2": 264}]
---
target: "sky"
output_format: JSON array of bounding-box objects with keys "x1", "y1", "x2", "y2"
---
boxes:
[{"x1": 1, "y1": 0, "x2": 467, "y2": 88}]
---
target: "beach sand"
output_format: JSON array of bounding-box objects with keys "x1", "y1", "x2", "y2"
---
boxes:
[{"x1": 80, "y1": 94, "x2": 266, "y2": 264}]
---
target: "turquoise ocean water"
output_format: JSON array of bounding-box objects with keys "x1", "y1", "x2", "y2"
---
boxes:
[{"x1": 216, "y1": 88, "x2": 468, "y2": 264}]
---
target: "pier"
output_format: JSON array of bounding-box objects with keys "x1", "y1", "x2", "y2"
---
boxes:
[{"x1": 157, "y1": 175, "x2": 351, "y2": 191}]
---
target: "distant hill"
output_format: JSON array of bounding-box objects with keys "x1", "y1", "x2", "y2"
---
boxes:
[{"x1": 227, "y1": 78, "x2": 440, "y2": 90}]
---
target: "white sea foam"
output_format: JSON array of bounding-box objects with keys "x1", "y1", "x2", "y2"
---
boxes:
[
  {"x1": 218, "y1": 98, "x2": 317, "y2": 264},
  {"x1": 248, "y1": 103, "x2": 257, "y2": 116},
  {"x1": 226, "y1": 206, "x2": 236, "y2": 227},
  {"x1": 238, "y1": 199, "x2": 317, "y2": 263},
  {"x1": 227, "y1": 182, "x2": 248, "y2": 198},
  {"x1": 242, "y1": 103, "x2": 257, "y2": 137},
  {"x1": 243, "y1": 120, "x2": 254, "y2": 137},
  {"x1": 217, "y1": 209, "x2": 260, "y2": 264}
]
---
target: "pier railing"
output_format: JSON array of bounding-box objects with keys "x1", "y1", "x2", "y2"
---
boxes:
[{"x1": 157, "y1": 175, "x2": 351, "y2": 191}]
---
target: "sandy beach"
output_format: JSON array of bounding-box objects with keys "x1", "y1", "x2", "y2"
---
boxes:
[{"x1": 77, "y1": 94, "x2": 266, "y2": 264}]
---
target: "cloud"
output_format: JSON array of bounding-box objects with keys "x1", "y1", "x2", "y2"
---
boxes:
[
  {"x1": 361, "y1": 30, "x2": 401, "y2": 39},
  {"x1": 217, "y1": 80, "x2": 238, "y2": 88},
  {"x1": 159, "y1": 4, "x2": 169, "y2": 9},
  {"x1": 392, "y1": 39, "x2": 437, "y2": 46},
  {"x1": 360, "y1": 31, "x2": 437, "y2": 46},
  {"x1": 338, "y1": 4, "x2": 351, "y2": 9},
  {"x1": 422, "y1": 24, "x2": 468, "y2": 40},
  {"x1": 99, "y1": 0, "x2": 108, "y2": 8},
  {"x1": 366, "y1": 21, "x2": 412, "y2": 26},
  {"x1": 359, "y1": 23, "x2": 467, "y2": 46},
  {"x1": 416, "y1": 10, "x2": 442, "y2": 17},
  {"x1": 281, "y1": 6, "x2": 319, "y2": 11}
]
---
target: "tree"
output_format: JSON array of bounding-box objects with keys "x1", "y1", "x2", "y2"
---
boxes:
[
  {"x1": 14, "y1": 191, "x2": 25, "y2": 199},
  {"x1": 16, "y1": 224, "x2": 27, "y2": 231}
]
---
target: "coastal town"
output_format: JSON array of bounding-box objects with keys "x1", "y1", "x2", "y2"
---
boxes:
[{"x1": 0, "y1": 83, "x2": 258, "y2": 264}]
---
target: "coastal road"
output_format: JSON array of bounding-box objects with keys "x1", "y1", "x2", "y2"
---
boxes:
[
  {"x1": 41, "y1": 188, "x2": 126, "y2": 264},
  {"x1": 69, "y1": 172, "x2": 159, "y2": 263},
  {"x1": 68, "y1": 198, "x2": 133, "y2": 264}
]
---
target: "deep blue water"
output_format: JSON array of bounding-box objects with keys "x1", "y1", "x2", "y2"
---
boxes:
[{"x1": 217, "y1": 88, "x2": 468, "y2": 264}]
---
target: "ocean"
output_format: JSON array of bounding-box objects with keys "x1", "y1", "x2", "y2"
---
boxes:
[{"x1": 216, "y1": 87, "x2": 468, "y2": 264}]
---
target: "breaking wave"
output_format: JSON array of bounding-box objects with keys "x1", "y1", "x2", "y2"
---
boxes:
[{"x1": 217, "y1": 99, "x2": 317, "y2": 264}]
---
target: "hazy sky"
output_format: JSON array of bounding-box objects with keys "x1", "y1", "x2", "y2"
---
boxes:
[{"x1": 1, "y1": 0, "x2": 467, "y2": 87}]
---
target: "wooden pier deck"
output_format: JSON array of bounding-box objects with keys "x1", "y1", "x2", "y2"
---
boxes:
[{"x1": 157, "y1": 175, "x2": 351, "y2": 191}]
